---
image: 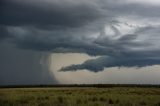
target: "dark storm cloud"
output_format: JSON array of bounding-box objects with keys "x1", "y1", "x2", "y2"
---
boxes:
[
  {"x1": 0, "y1": 41, "x2": 57, "y2": 85},
  {"x1": 59, "y1": 56, "x2": 160, "y2": 72},
  {"x1": 60, "y1": 25, "x2": 160, "y2": 72},
  {"x1": 0, "y1": 0, "x2": 102, "y2": 27},
  {"x1": 1, "y1": 0, "x2": 160, "y2": 72},
  {"x1": 59, "y1": 24, "x2": 160, "y2": 72},
  {"x1": 0, "y1": 26, "x2": 11, "y2": 40}
]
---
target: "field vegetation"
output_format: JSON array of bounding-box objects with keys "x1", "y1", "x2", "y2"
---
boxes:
[{"x1": 0, "y1": 87, "x2": 160, "y2": 106}]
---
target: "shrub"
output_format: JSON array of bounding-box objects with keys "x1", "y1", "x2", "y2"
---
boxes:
[
  {"x1": 156, "y1": 102, "x2": 160, "y2": 106},
  {"x1": 99, "y1": 97, "x2": 105, "y2": 101},
  {"x1": 76, "y1": 99, "x2": 82, "y2": 104},
  {"x1": 45, "y1": 96, "x2": 49, "y2": 100},
  {"x1": 115, "y1": 99, "x2": 119, "y2": 104},
  {"x1": 139, "y1": 101, "x2": 146, "y2": 105},
  {"x1": 108, "y1": 98, "x2": 114, "y2": 104},
  {"x1": 92, "y1": 97, "x2": 98, "y2": 102},
  {"x1": 57, "y1": 96, "x2": 63, "y2": 103}
]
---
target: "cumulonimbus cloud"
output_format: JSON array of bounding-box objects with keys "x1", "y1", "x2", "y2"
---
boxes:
[{"x1": 1, "y1": 0, "x2": 160, "y2": 72}]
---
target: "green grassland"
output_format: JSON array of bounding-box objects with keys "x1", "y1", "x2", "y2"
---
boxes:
[{"x1": 0, "y1": 87, "x2": 160, "y2": 106}]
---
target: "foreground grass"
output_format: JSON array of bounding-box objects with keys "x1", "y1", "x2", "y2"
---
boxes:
[{"x1": 0, "y1": 87, "x2": 160, "y2": 106}]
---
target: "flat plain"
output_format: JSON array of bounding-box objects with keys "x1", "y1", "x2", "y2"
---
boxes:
[{"x1": 0, "y1": 87, "x2": 160, "y2": 106}]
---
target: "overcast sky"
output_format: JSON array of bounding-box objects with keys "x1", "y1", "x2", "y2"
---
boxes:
[{"x1": 1, "y1": 0, "x2": 160, "y2": 85}]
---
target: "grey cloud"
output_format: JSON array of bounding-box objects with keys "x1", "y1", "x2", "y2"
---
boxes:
[
  {"x1": 0, "y1": 41, "x2": 57, "y2": 85},
  {"x1": 0, "y1": 26, "x2": 11, "y2": 40},
  {"x1": 0, "y1": 0, "x2": 102, "y2": 27},
  {"x1": 1, "y1": 0, "x2": 160, "y2": 73},
  {"x1": 99, "y1": 0, "x2": 160, "y2": 18},
  {"x1": 59, "y1": 56, "x2": 160, "y2": 72},
  {"x1": 60, "y1": 25, "x2": 160, "y2": 72}
]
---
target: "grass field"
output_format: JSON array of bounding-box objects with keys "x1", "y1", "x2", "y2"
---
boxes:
[{"x1": 0, "y1": 87, "x2": 160, "y2": 106}]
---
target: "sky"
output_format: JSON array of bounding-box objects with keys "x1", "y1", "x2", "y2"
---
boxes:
[{"x1": 1, "y1": 0, "x2": 160, "y2": 85}]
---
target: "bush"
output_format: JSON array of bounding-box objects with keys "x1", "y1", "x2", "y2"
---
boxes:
[
  {"x1": 57, "y1": 96, "x2": 63, "y2": 103},
  {"x1": 99, "y1": 97, "x2": 105, "y2": 101},
  {"x1": 92, "y1": 97, "x2": 98, "y2": 102},
  {"x1": 155, "y1": 102, "x2": 160, "y2": 106},
  {"x1": 108, "y1": 98, "x2": 114, "y2": 104},
  {"x1": 139, "y1": 101, "x2": 146, "y2": 105},
  {"x1": 115, "y1": 99, "x2": 119, "y2": 104},
  {"x1": 76, "y1": 99, "x2": 82, "y2": 104}
]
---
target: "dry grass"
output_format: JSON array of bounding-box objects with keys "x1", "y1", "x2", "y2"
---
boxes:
[{"x1": 0, "y1": 87, "x2": 160, "y2": 106}]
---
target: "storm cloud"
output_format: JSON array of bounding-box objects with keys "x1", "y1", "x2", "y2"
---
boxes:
[
  {"x1": 1, "y1": 0, "x2": 160, "y2": 72},
  {"x1": 0, "y1": 41, "x2": 57, "y2": 85},
  {"x1": 0, "y1": 0, "x2": 103, "y2": 27},
  {"x1": 60, "y1": 56, "x2": 160, "y2": 72}
]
